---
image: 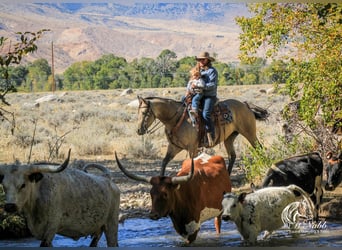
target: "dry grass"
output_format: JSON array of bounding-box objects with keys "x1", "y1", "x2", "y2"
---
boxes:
[{"x1": 0, "y1": 84, "x2": 288, "y2": 165}]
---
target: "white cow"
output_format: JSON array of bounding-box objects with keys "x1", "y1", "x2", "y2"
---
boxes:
[
  {"x1": 221, "y1": 184, "x2": 314, "y2": 245},
  {"x1": 0, "y1": 150, "x2": 120, "y2": 247}
]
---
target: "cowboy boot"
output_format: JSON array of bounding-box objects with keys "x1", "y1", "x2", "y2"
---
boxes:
[{"x1": 207, "y1": 132, "x2": 214, "y2": 147}]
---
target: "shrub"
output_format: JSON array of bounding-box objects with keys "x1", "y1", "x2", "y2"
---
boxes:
[{"x1": 241, "y1": 134, "x2": 315, "y2": 183}]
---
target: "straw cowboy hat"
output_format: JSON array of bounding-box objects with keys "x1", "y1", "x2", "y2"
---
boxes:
[{"x1": 195, "y1": 51, "x2": 215, "y2": 62}]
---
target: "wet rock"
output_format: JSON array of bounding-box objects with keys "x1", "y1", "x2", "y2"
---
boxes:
[{"x1": 319, "y1": 197, "x2": 342, "y2": 219}]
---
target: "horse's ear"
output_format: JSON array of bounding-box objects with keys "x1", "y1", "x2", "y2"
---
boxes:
[{"x1": 137, "y1": 95, "x2": 146, "y2": 104}]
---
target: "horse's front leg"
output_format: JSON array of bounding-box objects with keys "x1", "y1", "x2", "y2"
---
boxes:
[{"x1": 161, "y1": 144, "x2": 182, "y2": 176}]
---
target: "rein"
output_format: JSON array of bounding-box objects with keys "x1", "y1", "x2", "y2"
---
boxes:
[
  {"x1": 141, "y1": 99, "x2": 184, "y2": 135},
  {"x1": 146, "y1": 120, "x2": 162, "y2": 134}
]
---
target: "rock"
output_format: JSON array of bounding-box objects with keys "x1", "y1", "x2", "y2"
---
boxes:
[
  {"x1": 127, "y1": 99, "x2": 139, "y2": 107},
  {"x1": 120, "y1": 88, "x2": 133, "y2": 96},
  {"x1": 35, "y1": 94, "x2": 58, "y2": 104},
  {"x1": 319, "y1": 197, "x2": 342, "y2": 219}
]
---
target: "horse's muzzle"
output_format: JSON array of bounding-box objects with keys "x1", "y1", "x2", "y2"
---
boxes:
[{"x1": 137, "y1": 128, "x2": 145, "y2": 135}]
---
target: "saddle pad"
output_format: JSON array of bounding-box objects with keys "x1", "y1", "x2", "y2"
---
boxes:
[{"x1": 215, "y1": 102, "x2": 233, "y2": 124}]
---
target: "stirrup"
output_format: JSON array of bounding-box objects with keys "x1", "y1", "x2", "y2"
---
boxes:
[{"x1": 189, "y1": 109, "x2": 198, "y2": 116}]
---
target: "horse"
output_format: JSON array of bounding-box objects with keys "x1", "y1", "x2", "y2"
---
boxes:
[{"x1": 137, "y1": 96, "x2": 269, "y2": 175}]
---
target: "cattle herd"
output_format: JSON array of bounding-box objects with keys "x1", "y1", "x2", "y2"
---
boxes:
[{"x1": 0, "y1": 148, "x2": 341, "y2": 246}]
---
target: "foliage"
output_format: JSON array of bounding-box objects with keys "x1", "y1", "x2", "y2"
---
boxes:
[
  {"x1": 236, "y1": 3, "x2": 342, "y2": 152},
  {"x1": 0, "y1": 189, "x2": 31, "y2": 239},
  {"x1": 126, "y1": 136, "x2": 159, "y2": 159},
  {"x1": 0, "y1": 29, "x2": 49, "y2": 132},
  {"x1": 241, "y1": 134, "x2": 315, "y2": 183},
  {"x1": 8, "y1": 51, "x2": 292, "y2": 91}
]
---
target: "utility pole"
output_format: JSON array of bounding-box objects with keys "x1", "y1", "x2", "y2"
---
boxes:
[{"x1": 51, "y1": 41, "x2": 55, "y2": 92}]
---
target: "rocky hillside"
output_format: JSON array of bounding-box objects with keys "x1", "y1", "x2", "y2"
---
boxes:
[{"x1": 0, "y1": 2, "x2": 250, "y2": 73}]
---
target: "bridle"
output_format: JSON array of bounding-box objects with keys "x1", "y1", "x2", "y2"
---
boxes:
[
  {"x1": 138, "y1": 101, "x2": 161, "y2": 134},
  {"x1": 138, "y1": 99, "x2": 184, "y2": 135}
]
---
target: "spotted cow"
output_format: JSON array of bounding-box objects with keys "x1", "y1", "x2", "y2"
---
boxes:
[{"x1": 221, "y1": 185, "x2": 314, "y2": 245}]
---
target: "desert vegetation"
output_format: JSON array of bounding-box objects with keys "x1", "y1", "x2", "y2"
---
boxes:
[{"x1": 0, "y1": 2, "x2": 340, "y2": 239}]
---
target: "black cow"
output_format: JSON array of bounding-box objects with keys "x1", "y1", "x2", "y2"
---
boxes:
[
  {"x1": 261, "y1": 152, "x2": 323, "y2": 221},
  {"x1": 325, "y1": 151, "x2": 342, "y2": 191}
]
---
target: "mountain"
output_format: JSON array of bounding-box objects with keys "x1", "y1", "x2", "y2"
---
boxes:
[{"x1": 0, "y1": 2, "x2": 250, "y2": 73}]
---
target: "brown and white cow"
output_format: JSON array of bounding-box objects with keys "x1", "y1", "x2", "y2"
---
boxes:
[
  {"x1": 325, "y1": 151, "x2": 342, "y2": 191},
  {"x1": 115, "y1": 152, "x2": 231, "y2": 244},
  {"x1": 261, "y1": 152, "x2": 323, "y2": 220}
]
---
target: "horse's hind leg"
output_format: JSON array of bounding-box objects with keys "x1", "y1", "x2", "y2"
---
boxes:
[
  {"x1": 161, "y1": 144, "x2": 182, "y2": 175},
  {"x1": 224, "y1": 132, "x2": 239, "y2": 175}
]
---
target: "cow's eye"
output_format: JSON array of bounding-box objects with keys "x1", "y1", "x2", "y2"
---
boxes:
[
  {"x1": 232, "y1": 204, "x2": 236, "y2": 208},
  {"x1": 20, "y1": 183, "x2": 26, "y2": 189}
]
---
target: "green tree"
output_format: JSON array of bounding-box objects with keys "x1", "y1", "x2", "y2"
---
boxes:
[
  {"x1": 0, "y1": 29, "x2": 48, "y2": 130},
  {"x1": 63, "y1": 61, "x2": 94, "y2": 90},
  {"x1": 236, "y1": 3, "x2": 342, "y2": 151},
  {"x1": 26, "y1": 58, "x2": 51, "y2": 92},
  {"x1": 154, "y1": 49, "x2": 177, "y2": 87},
  {"x1": 94, "y1": 54, "x2": 128, "y2": 89}
]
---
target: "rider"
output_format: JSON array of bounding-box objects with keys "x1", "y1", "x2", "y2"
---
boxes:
[
  {"x1": 191, "y1": 51, "x2": 218, "y2": 147},
  {"x1": 185, "y1": 65, "x2": 205, "y2": 112}
]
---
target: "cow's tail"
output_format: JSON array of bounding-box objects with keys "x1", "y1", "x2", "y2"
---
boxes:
[
  {"x1": 82, "y1": 163, "x2": 112, "y2": 178},
  {"x1": 287, "y1": 184, "x2": 316, "y2": 220}
]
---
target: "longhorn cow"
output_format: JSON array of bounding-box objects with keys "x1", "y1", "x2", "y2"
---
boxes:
[
  {"x1": 115, "y1": 152, "x2": 231, "y2": 243},
  {"x1": 0, "y1": 150, "x2": 120, "y2": 247}
]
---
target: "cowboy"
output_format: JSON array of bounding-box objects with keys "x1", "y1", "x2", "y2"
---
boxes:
[{"x1": 191, "y1": 51, "x2": 218, "y2": 147}]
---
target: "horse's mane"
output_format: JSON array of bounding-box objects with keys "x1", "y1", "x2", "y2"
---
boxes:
[{"x1": 144, "y1": 96, "x2": 183, "y2": 104}]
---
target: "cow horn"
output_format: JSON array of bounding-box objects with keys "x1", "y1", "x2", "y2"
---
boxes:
[
  {"x1": 171, "y1": 158, "x2": 195, "y2": 184},
  {"x1": 28, "y1": 148, "x2": 71, "y2": 174},
  {"x1": 115, "y1": 151, "x2": 151, "y2": 183}
]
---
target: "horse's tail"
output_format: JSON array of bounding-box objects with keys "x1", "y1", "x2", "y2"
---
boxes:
[{"x1": 244, "y1": 101, "x2": 269, "y2": 121}]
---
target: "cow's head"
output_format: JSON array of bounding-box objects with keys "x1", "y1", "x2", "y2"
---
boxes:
[
  {"x1": 0, "y1": 149, "x2": 71, "y2": 213},
  {"x1": 115, "y1": 151, "x2": 194, "y2": 220},
  {"x1": 325, "y1": 151, "x2": 342, "y2": 191},
  {"x1": 221, "y1": 192, "x2": 246, "y2": 222}
]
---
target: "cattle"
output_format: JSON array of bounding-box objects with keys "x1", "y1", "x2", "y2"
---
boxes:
[
  {"x1": 261, "y1": 152, "x2": 323, "y2": 220},
  {"x1": 325, "y1": 151, "x2": 342, "y2": 191},
  {"x1": 0, "y1": 149, "x2": 120, "y2": 247},
  {"x1": 221, "y1": 185, "x2": 315, "y2": 245},
  {"x1": 115, "y1": 152, "x2": 231, "y2": 244}
]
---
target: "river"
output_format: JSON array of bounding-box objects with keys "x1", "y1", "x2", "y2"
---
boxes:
[{"x1": 1, "y1": 217, "x2": 342, "y2": 247}]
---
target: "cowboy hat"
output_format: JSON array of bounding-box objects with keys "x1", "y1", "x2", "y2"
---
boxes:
[{"x1": 195, "y1": 51, "x2": 215, "y2": 62}]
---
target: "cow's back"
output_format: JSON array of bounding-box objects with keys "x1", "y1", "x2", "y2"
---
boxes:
[
  {"x1": 244, "y1": 187, "x2": 297, "y2": 232},
  {"x1": 178, "y1": 155, "x2": 231, "y2": 210},
  {"x1": 263, "y1": 152, "x2": 323, "y2": 193},
  {"x1": 30, "y1": 168, "x2": 119, "y2": 239}
]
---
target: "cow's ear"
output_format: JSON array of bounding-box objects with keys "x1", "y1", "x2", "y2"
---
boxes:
[
  {"x1": 28, "y1": 173, "x2": 43, "y2": 183},
  {"x1": 238, "y1": 192, "x2": 247, "y2": 203}
]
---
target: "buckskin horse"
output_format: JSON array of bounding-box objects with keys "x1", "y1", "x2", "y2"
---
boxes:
[{"x1": 137, "y1": 96, "x2": 269, "y2": 175}]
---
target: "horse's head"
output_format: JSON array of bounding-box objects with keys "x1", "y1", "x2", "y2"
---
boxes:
[{"x1": 137, "y1": 96, "x2": 156, "y2": 135}]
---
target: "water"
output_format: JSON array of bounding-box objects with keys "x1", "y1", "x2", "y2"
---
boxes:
[{"x1": 1, "y1": 218, "x2": 342, "y2": 247}]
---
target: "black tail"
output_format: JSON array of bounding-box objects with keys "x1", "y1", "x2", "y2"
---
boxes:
[{"x1": 244, "y1": 101, "x2": 269, "y2": 121}]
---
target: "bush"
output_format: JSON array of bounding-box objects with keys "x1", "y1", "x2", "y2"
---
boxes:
[
  {"x1": 0, "y1": 188, "x2": 31, "y2": 239},
  {"x1": 241, "y1": 134, "x2": 315, "y2": 183}
]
